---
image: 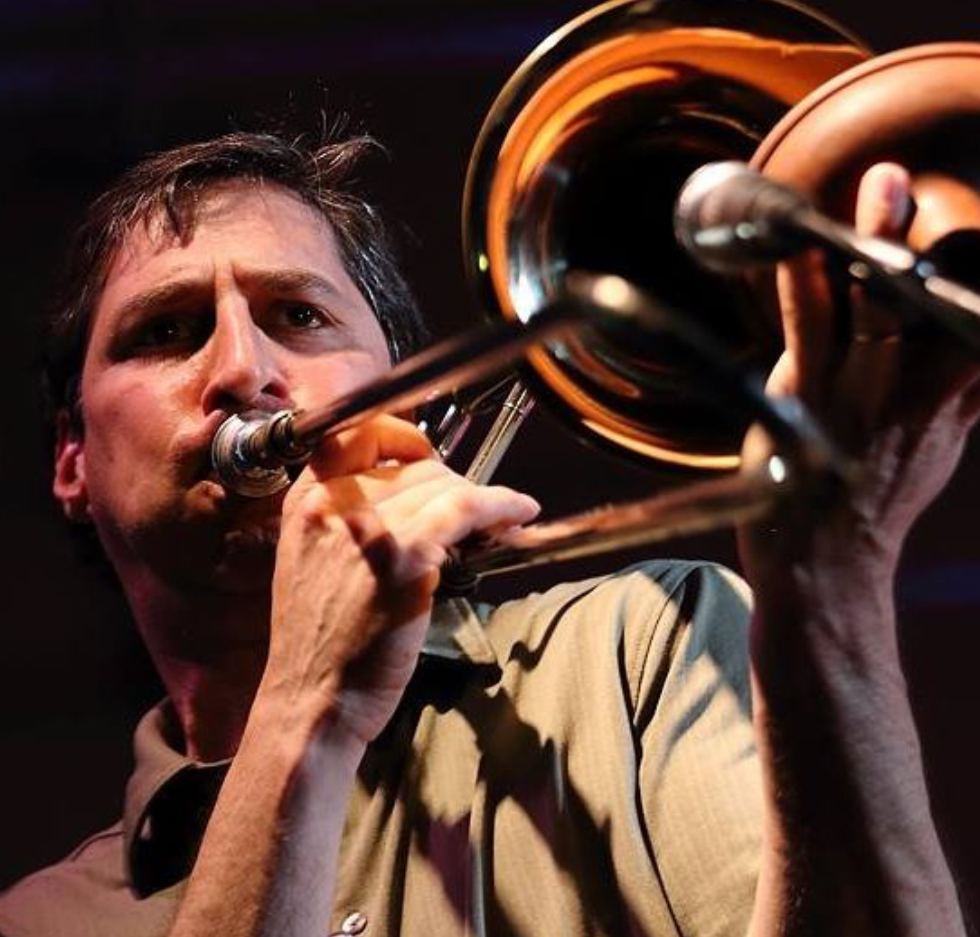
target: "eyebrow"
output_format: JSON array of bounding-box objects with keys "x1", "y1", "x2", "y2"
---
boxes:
[
  {"x1": 109, "y1": 268, "x2": 349, "y2": 329},
  {"x1": 237, "y1": 269, "x2": 349, "y2": 313}
]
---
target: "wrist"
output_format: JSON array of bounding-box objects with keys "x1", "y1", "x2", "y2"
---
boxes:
[
  {"x1": 245, "y1": 681, "x2": 368, "y2": 780},
  {"x1": 751, "y1": 556, "x2": 896, "y2": 623},
  {"x1": 749, "y1": 556, "x2": 906, "y2": 697}
]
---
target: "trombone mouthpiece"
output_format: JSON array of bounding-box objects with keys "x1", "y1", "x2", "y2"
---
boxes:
[{"x1": 210, "y1": 411, "x2": 293, "y2": 498}]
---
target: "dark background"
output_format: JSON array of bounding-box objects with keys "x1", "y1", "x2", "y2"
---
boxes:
[{"x1": 2, "y1": 0, "x2": 980, "y2": 921}]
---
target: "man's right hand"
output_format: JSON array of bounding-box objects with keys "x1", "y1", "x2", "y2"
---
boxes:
[
  {"x1": 256, "y1": 414, "x2": 540, "y2": 748},
  {"x1": 169, "y1": 415, "x2": 538, "y2": 937}
]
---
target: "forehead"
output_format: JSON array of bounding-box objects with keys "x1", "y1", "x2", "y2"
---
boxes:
[{"x1": 98, "y1": 181, "x2": 368, "y2": 316}]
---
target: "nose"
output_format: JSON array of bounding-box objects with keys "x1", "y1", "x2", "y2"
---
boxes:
[{"x1": 200, "y1": 296, "x2": 289, "y2": 415}]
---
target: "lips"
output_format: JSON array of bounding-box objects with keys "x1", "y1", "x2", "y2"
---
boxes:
[{"x1": 170, "y1": 410, "x2": 237, "y2": 487}]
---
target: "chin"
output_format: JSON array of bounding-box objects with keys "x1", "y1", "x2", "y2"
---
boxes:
[{"x1": 208, "y1": 519, "x2": 281, "y2": 595}]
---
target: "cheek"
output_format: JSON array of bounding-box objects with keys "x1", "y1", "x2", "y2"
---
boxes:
[{"x1": 81, "y1": 371, "x2": 187, "y2": 480}]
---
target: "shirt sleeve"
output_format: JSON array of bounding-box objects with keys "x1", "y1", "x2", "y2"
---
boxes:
[{"x1": 630, "y1": 561, "x2": 761, "y2": 937}]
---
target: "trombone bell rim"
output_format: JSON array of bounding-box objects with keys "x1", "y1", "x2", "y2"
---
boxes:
[{"x1": 464, "y1": 0, "x2": 868, "y2": 473}]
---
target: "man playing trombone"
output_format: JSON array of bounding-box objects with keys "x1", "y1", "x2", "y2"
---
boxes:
[{"x1": 0, "y1": 129, "x2": 971, "y2": 937}]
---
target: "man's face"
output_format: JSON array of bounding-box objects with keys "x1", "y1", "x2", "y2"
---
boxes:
[{"x1": 54, "y1": 182, "x2": 391, "y2": 596}]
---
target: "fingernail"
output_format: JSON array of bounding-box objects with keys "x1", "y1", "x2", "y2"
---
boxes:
[{"x1": 879, "y1": 164, "x2": 911, "y2": 230}]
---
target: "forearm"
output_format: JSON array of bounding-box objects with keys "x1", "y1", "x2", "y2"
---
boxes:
[
  {"x1": 168, "y1": 693, "x2": 365, "y2": 937},
  {"x1": 748, "y1": 565, "x2": 964, "y2": 937}
]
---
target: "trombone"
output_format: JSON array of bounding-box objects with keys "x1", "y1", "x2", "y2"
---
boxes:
[{"x1": 211, "y1": 0, "x2": 980, "y2": 589}]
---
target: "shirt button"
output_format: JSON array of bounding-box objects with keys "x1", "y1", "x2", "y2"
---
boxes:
[{"x1": 340, "y1": 911, "x2": 368, "y2": 934}]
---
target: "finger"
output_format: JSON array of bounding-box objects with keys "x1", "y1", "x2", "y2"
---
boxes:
[
  {"x1": 344, "y1": 458, "x2": 455, "y2": 503},
  {"x1": 775, "y1": 248, "x2": 835, "y2": 403},
  {"x1": 308, "y1": 414, "x2": 433, "y2": 479},
  {"x1": 320, "y1": 465, "x2": 463, "y2": 519},
  {"x1": 335, "y1": 472, "x2": 539, "y2": 582},
  {"x1": 837, "y1": 164, "x2": 912, "y2": 431},
  {"x1": 854, "y1": 162, "x2": 912, "y2": 238},
  {"x1": 327, "y1": 458, "x2": 508, "y2": 515},
  {"x1": 390, "y1": 483, "x2": 540, "y2": 580},
  {"x1": 762, "y1": 349, "x2": 795, "y2": 399},
  {"x1": 952, "y1": 370, "x2": 980, "y2": 426},
  {"x1": 349, "y1": 457, "x2": 541, "y2": 529},
  {"x1": 396, "y1": 481, "x2": 540, "y2": 543},
  {"x1": 850, "y1": 162, "x2": 911, "y2": 341},
  {"x1": 294, "y1": 458, "x2": 456, "y2": 526}
]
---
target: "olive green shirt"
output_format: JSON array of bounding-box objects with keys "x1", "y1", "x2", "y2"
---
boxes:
[{"x1": 0, "y1": 560, "x2": 761, "y2": 937}]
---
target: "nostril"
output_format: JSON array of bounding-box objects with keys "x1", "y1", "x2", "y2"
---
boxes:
[
  {"x1": 202, "y1": 380, "x2": 292, "y2": 419},
  {"x1": 201, "y1": 328, "x2": 291, "y2": 416}
]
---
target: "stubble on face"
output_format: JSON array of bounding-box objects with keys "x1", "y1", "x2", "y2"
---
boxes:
[{"x1": 73, "y1": 183, "x2": 390, "y2": 601}]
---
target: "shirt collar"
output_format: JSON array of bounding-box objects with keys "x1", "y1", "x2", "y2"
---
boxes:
[
  {"x1": 122, "y1": 704, "x2": 227, "y2": 897},
  {"x1": 423, "y1": 596, "x2": 498, "y2": 666},
  {"x1": 122, "y1": 597, "x2": 498, "y2": 894}
]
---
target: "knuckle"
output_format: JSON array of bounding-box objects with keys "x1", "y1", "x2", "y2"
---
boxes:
[
  {"x1": 340, "y1": 506, "x2": 384, "y2": 547},
  {"x1": 447, "y1": 484, "x2": 479, "y2": 515},
  {"x1": 404, "y1": 540, "x2": 447, "y2": 575},
  {"x1": 283, "y1": 483, "x2": 330, "y2": 529}
]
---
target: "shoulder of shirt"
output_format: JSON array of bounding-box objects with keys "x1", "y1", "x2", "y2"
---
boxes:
[
  {"x1": 468, "y1": 558, "x2": 754, "y2": 745},
  {"x1": 479, "y1": 558, "x2": 750, "y2": 645},
  {"x1": 0, "y1": 822, "x2": 126, "y2": 936},
  {"x1": 473, "y1": 558, "x2": 751, "y2": 702}
]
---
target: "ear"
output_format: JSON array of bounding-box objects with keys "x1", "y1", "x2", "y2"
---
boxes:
[{"x1": 53, "y1": 409, "x2": 90, "y2": 523}]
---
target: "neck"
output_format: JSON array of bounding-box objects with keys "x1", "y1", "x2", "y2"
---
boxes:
[{"x1": 125, "y1": 573, "x2": 273, "y2": 762}]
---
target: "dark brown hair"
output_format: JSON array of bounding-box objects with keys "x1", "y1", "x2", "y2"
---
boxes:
[{"x1": 43, "y1": 130, "x2": 428, "y2": 430}]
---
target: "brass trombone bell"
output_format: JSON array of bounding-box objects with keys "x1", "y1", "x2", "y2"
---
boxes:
[{"x1": 463, "y1": 0, "x2": 867, "y2": 473}]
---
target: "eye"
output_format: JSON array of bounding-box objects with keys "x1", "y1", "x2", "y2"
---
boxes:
[
  {"x1": 259, "y1": 300, "x2": 349, "y2": 354},
  {"x1": 278, "y1": 303, "x2": 328, "y2": 330},
  {"x1": 141, "y1": 317, "x2": 188, "y2": 345},
  {"x1": 128, "y1": 312, "x2": 208, "y2": 355}
]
